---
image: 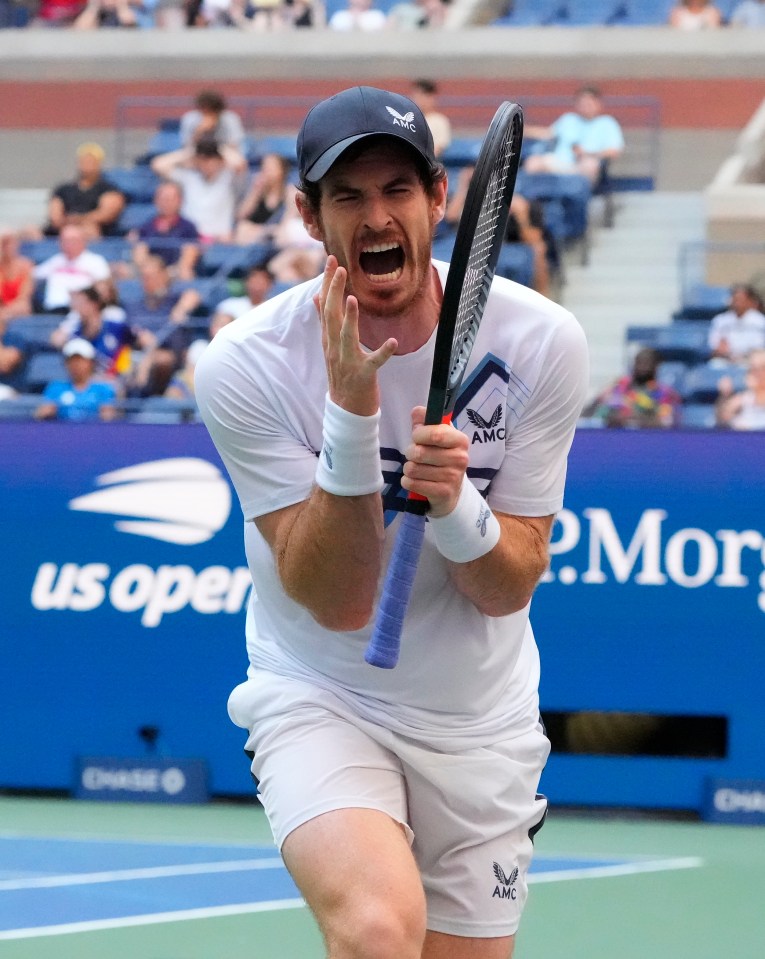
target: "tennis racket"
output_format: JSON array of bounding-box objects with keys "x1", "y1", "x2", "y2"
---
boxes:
[{"x1": 365, "y1": 101, "x2": 524, "y2": 670}]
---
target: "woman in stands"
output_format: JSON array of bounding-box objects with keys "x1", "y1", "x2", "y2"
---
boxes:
[
  {"x1": 233, "y1": 153, "x2": 293, "y2": 245},
  {"x1": 668, "y1": 0, "x2": 722, "y2": 29},
  {"x1": 0, "y1": 228, "x2": 34, "y2": 328},
  {"x1": 716, "y1": 349, "x2": 765, "y2": 430}
]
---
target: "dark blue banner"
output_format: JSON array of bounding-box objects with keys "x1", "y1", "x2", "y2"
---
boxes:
[{"x1": 1, "y1": 424, "x2": 763, "y2": 810}]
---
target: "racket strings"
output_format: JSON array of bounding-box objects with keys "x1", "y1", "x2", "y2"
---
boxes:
[{"x1": 448, "y1": 126, "x2": 517, "y2": 385}]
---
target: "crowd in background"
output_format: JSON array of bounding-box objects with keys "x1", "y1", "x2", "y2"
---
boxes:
[{"x1": 1, "y1": 0, "x2": 765, "y2": 29}]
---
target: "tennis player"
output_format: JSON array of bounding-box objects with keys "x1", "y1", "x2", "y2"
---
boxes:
[{"x1": 195, "y1": 86, "x2": 589, "y2": 959}]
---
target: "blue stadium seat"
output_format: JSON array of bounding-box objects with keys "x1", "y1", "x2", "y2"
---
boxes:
[
  {"x1": 104, "y1": 167, "x2": 161, "y2": 204},
  {"x1": 8, "y1": 314, "x2": 61, "y2": 352},
  {"x1": 441, "y1": 139, "x2": 482, "y2": 167},
  {"x1": 197, "y1": 242, "x2": 275, "y2": 279},
  {"x1": 679, "y1": 403, "x2": 717, "y2": 430},
  {"x1": 493, "y1": 0, "x2": 560, "y2": 25},
  {"x1": 656, "y1": 360, "x2": 689, "y2": 390},
  {"x1": 619, "y1": 0, "x2": 674, "y2": 25},
  {"x1": 626, "y1": 324, "x2": 710, "y2": 364},
  {"x1": 126, "y1": 395, "x2": 197, "y2": 424},
  {"x1": 89, "y1": 238, "x2": 132, "y2": 262},
  {"x1": 548, "y1": 0, "x2": 623, "y2": 25},
  {"x1": 678, "y1": 283, "x2": 730, "y2": 321},
  {"x1": 431, "y1": 234, "x2": 456, "y2": 263},
  {"x1": 22, "y1": 351, "x2": 67, "y2": 393},
  {"x1": 248, "y1": 135, "x2": 298, "y2": 165},
  {"x1": 136, "y1": 129, "x2": 183, "y2": 164},
  {"x1": 495, "y1": 243, "x2": 535, "y2": 288},
  {"x1": 680, "y1": 363, "x2": 747, "y2": 405},
  {"x1": 0, "y1": 394, "x2": 41, "y2": 420},
  {"x1": 117, "y1": 203, "x2": 156, "y2": 234},
  {"x1": 19, "y1": 239, "x2": 60, "y2": 264}
]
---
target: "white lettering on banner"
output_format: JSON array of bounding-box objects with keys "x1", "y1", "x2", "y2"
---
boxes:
[
  {"x1": 30, "y1": 563, "x2": 252, "y2": 627},
  {"x1": 714, "y1": 788, "x2": 765, "y2": 814},
  {"x1": 543, "y1": 507, "x2": 765, "y2": 614},
  {"x1": 81, "y1": 765, "x2": 188, "y2": 794}
]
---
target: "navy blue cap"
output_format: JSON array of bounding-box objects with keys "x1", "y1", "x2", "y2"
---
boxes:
[{"x1": 297, "y1": 86, "x2": 437, "y2": 183}]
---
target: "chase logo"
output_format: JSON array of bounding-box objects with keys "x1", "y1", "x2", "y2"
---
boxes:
[{"x1": 68, "y1": 458, "x2": 231, "y2": 546}]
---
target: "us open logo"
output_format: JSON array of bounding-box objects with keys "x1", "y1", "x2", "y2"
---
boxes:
[{"x1": 30, "y1": 457, "x2": 252, "y2": 627}]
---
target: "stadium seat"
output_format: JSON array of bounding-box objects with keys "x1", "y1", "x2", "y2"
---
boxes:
[
  {"x1": 117, "y1": 203, "x2": 156, "y2": 234},
  {"x1": 680, "y1": 363, "x2": 747, "y2": 405},
  {"x1": 104, "y1": 167, "x2": 161, "y2": 204},
  {"x1": 431, "y1": 234, "x2": 456, "y2": 263},
  {"x1": 495, "y1": 242, "x2": 535, "y2": 289},
  {"x1": 9, "y1": 314, "x2": 62, "y2": 352},
  {"x1": 125, "y1": 395, "x2": 198, "y2": 424},
  {"x1": 441, "y1": 139, "x2": 482, "y2": 167},
  {"x1": 677, "y1": 283, "x2": 730, "y2": 321},
  {"x1": 679, "y1": 403, "x2": 717, "y2": 430},
  {"x1": 0, "y1": 394, "x2": 42, "y2": 420},
  {"x1": 493, "y1": 0, "x2": 560, "y2": 25},
  {"x1": 22, "y1": 351, "x2": 67, "y2": 393},
  {"x1": 626, "y1": 324, "x2": 710, "y2": 364},
  {"x1": 89, "y1": 238, "x2": 132, "y2": 262},
  {"x1": 197, "y1": 242, "x2": 275, "y2": 279},
  {"x1": 248, "y1": 135, "x2": 298, "y2": 165},
  {"x1": 19, "y1": 238, "x2": 60, "y2": 264},
  {"x1": 548, "y1": 0, "x2": 623, "y2": 26},
  {"x1": 656, "y1": 360, "x2": 689, "y2": 390},
  {"x1": 619, "y1": 0, "x2": 674, "y2": 25}
]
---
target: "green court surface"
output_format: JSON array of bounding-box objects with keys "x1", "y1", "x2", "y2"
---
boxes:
[{"x1": 0, "y1": 795, "x2": 762, "y2": 958}]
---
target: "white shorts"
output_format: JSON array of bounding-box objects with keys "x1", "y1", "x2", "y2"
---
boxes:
[{"x1": 228, "y1": 670, "x2": 550, "y2": 939}]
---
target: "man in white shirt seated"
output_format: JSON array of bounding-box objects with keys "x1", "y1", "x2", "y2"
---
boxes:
[
  {"x1": 33, "y1": 224, "x2": 111, "y2": 313},
  {"x1": 708, "y1": 283, "x2": 765, "y2": 364},
  {"x1": 212, "y1": 264, "x2": 275, "y2": 325}
]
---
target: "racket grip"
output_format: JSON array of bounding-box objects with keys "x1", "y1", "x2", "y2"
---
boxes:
[{"x1": 364, "y1": 512, "x2": 427, "y2": 669}]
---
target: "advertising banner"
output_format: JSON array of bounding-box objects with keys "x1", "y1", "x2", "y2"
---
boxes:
[{"x1": 1, "y1": 424, "x2": 763, "y2": 809}]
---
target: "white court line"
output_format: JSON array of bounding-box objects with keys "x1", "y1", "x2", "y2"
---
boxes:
[
  {"x1": 0, "y1": 899, "x2": 306, "y2": 941},
  {"x1": 0, "y1": 857, "x2": 285, "y2": 891},
  {"x1": 529, "y1": 856, "x2": 703, "y2": 884},
  {"x1": 0, "y1": 855, "x2": 704, "y2": 941}
]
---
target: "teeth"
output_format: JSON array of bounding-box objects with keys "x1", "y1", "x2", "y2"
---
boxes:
[
  {"x1": 368, "y1": 268, "x2": 403, "y2": 282},
  {"x1": 362, "y1": 242, "x2": 401, "y2": 253}
]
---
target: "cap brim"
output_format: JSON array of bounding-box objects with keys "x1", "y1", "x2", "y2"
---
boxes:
[{"x1": 303, "y1": 131, "x2": 433, "y2": 182}]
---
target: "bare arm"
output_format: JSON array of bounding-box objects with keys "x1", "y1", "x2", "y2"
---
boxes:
[
  {"x1": 47, "y1": 196, "x2": 66, "y2": 231},
  {"x1": 175, "y1": 243, "x2": 200, "y2": 281},
  {"x1": 169, "y1": 287, "x2": 201, "y2": 323},
  {"x1": 219, "y1": 143, "x2": 249, "y2": 175},
  {"x1": 151, "y1": 147, "x2": 194, "y2": 179},
  {"x1": 524, "y1": 123, "x2": 554, "y2": 141},
  {"x1": 82, "y1": 190, "x2": 126, "y2": 230},
  {"x1": 254, "y1": 258, "x2": 397, "y2": 631},
  {"x1": 402, "y1": 409, "x2": 552, "y2": 616}
]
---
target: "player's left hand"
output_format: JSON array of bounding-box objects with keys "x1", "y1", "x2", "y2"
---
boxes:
[{"x1": 402, "y1": 406, "x2": 469, "y2": 517}]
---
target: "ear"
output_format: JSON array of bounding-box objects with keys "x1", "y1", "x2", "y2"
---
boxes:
[
  {"x1": 295, "y1": 191, "x2": 325, "y2": 243},
  {"x1": 430, "y1": 177, "x2": 448, "y2": 229}
]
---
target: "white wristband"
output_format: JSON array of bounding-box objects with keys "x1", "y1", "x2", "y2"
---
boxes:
[
  {"x1": 315, "y1": 394, "x2": 384, "y2": 497},
  {"x1": 428, "y1": 479, "x2": 501, "y2": 563}
]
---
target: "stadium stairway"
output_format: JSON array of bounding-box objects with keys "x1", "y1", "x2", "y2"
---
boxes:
[
  {"x1": 0, "y1": 189, "x2": 48, "y2": 229},
  {"x1": 561, "y1": 191, "x2": 705, "y2": 396}
]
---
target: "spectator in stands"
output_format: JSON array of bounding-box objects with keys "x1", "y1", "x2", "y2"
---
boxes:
[
  {"x1": 716, "y1": 349, "x2": 765, "y2": 429},
  {"x1": 151, "y1": 135, "x2": 248, "y2": 242},
  {"x1": 408, "y1": 79, "x2": 452, "y2": 157},
  {"x1": 668, "y1": 0, "x2": 722, "y2": 28},
  {"x1": 42, "y1": 143, "x2": 126, "y2": 240},
  {"x1": 583, "y1": 347, "x2": 682, "y2": 428},
  {"x1": 707, "y1": 283, "x2": 765, "y2": 364},
  {"x1": 33, "y1": 225, "x2": 111, "y2": 313},
  {"x1": 281, "y1": 0, "x2": 319, "y2": 27},
  {"x1": 122, "y1": 255, "x2": 202, "y2": 396},
  {"x1": 0, "y1": 324, "x2": 28, "y2": 396},
  {"x1": 729, "y1": 0, "x2": 765, "y2": 25},
  {"x1": 50, "y1": 286, "x2": 134, "y2": 378},
  {"x1": 212, "y1": 264, "x2": 275, "y2": 324},
  {"x1": 445, "y1": 166, "x2": 551, "y2": 296},
  {"x1": 388, "y1": 0, "x2": 447, "y2": 28},
  {"x1": 31, "y1": 0, "x2": 86, "y2": 26},
  {"x1": 234, "y1": 153, "x2": 292, "y2": 245},
  {"x1": 180, "y1": 90, "x2": 246, "y2": 151},
  {"x1": 0, "y1": 228, "x2": 34, "y2": 326},
  {"x1": 165, "y1": 336, "x2": 209, "y2": 401},
  {"x1": 523, "y1": 86, "x2": 625, "y2": 185},
  {"x1": 35, "y1": 338, "x2": 118, "y2": 422},
  {"x1": 73, "y1": 0, "x2": 149, "y2": 27},
  {"x1": 328, "y1": 0, "x2": 386, "y2": 30},
  {"x1": 131, "y1": 180, "x2": 200, "y2": 281},
  {"x1": 264, "y1": 186, "x2": 325, "y2": 284}
]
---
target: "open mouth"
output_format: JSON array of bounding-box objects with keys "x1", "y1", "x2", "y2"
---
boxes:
[{"x1": 359, "y1": 242, "x2": 405, "y2": 282}]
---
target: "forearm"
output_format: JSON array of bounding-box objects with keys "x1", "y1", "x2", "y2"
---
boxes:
[
  {"x1": 440, "y1": 509, "x2": 551, "y2": 617},
  {"x1": 260, "y1": 489, "x2": 385, "y2": 631}
]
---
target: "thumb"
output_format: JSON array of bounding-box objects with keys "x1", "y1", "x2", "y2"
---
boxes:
[{"x1": 411, "y1": 405, "x2": 426, "y2": 430}]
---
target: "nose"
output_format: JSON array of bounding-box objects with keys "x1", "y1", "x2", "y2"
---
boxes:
[{"x1": 363, "y1": 194, "x2": 393, "y2": 232}]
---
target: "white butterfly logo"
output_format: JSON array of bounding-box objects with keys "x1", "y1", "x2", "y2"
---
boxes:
[{"x1": 385, "y1": 106, "x2": 416, "y2": 127}]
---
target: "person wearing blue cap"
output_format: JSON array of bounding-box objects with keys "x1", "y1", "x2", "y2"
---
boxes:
[{"x1": 196, "y1": 86, "x2": 589, "y2": 959}]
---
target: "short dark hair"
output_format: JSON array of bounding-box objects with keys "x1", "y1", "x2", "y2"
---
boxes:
[
  {"x1": 576, "y1": 85, "x2": 602, "y2": 100},
  {"x1": 195, "y1": 135, "x2": 222, "y2": 159},
  {"x1": 76, "y1": 286, "x2": 103, "y2": 307},
  {"x1": 195, "y1": 90, "x2": 226, "y2": 114},
  {"x1": 298, "y1": 135, "x2": 446, "y2": 215},
  {"x1": 412, "y1": 78, "x2": 438, "y2": 96}
]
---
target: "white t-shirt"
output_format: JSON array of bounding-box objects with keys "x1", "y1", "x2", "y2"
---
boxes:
[
  {"x1": 708, "y1": 308, "x2": 765, "y2": 359},
  {"x1": 170, "y1": 167, "x2": 240, "y2": 240},
  {"x1": 195, "y1": 263, "x2": 589, "y2": 749},
  {"x1": 34, "y1": 251, "x2": 111, "y2": 311}
]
